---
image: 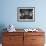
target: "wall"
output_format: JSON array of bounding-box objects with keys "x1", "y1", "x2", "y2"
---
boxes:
[{"x1": 0, "y1": 0, "x2": 46, "y2": 31}]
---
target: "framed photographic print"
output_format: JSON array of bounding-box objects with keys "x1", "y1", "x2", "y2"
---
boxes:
[{"x1": 17, "y1": 7, "x2": 35, "y2": 22}]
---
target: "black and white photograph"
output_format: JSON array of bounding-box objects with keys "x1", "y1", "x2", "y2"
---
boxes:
[{"x1": 17, "y1": 7, "x2": 35, "y2": 22}]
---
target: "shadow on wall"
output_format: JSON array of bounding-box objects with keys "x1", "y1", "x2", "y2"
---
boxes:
[{"x1": 0, "y1": 24, "x2": 7, "y2": 43}]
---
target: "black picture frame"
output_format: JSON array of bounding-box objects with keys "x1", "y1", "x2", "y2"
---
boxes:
[{"x1": 17, "y1": 7, "x2": 35, "y2": 22}]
